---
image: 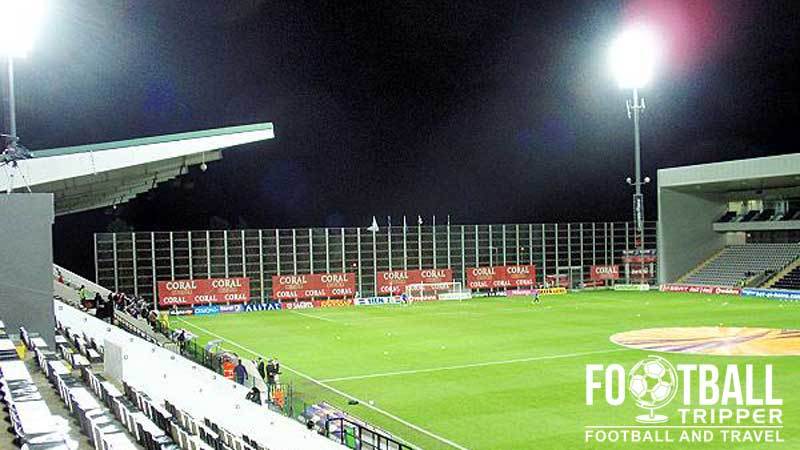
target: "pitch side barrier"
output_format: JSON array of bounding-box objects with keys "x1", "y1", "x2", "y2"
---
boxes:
[
  {"x1": 54, "y1": 300, "x2": 342, "y2": 450},
  {"x1": 740, "y1": 287, "x2": 800, "y2": 301},
  {"x1": 174, "y1": 288, "x2": 571, "y2": 316},
  {"x1": 660, "y1": 283, "x2": 800, "y2": 301}
]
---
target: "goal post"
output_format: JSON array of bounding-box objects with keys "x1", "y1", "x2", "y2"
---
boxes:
[
  {"x1": 404, "y1": 281, "x2": 472, "y2": 302},
  {"x1": 555, "y1": 266, "x2": 584, "y2": 290}
]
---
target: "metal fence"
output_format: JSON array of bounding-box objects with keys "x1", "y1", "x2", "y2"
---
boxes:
[{"x1": 94, "y1": 220, "x2": 657, "y2": 302}]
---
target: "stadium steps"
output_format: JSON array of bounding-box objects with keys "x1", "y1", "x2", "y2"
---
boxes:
[
  {"x1": 24, "y1": 348, "x2": 97, "y2": 450},
  {"x1": 677, "y1": 247, "x2": 725, "y2": 283},
  {"x1": 1, "y1": 322, "x2": 92, "y2": 450},
  {"x1": 32, "y1": 326, "x2": 155, "y2": 450},
  {"x1": 762, "y1": 256, "x2": 800, "y2": 288}
]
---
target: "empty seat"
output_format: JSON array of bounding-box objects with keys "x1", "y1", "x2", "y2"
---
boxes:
[
  {"x1": 754, "y1": 209, "x2": 775, "y2": 221},
  {"x1": 739, "y1": 210, "x2": 760, "y2": 222},
  {"x1": 782, "y1": 209, "x2": 800, "y2": 221},
  {"x1": 684, "y1": 243, "x2": 800, "y2": 286},
  {"x1": 771, "y1": 265, "x2": 800, "y2": 290},
  {"x1": 0, "y1": 335, "x2": 72, "y2": 449}
]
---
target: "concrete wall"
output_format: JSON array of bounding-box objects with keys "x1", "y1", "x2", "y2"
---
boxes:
[
  {"x1": 0, "y1": 194, "x2": 55, "y2": 344},
  {"x1": 657, "y1": 189, "x2": 726, "y2": 284}
]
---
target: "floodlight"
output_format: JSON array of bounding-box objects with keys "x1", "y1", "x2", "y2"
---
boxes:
[
  {"x1": 0, "y1": 0, "x2": 46, "y2": 57},
  {"x1": 608, "y1": 25, "x2": 660, "y2": 89}
]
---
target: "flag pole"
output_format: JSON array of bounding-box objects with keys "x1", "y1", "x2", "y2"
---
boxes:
[
  {"x1": 388, "y1": 216, "x2": 392, "y2": 271},
  {"x1": 418, "y1": 215, "x2": 423, "y2": 270},
  {"x1": 403, "y1": 216, "x2": 408, "y2": 270}
]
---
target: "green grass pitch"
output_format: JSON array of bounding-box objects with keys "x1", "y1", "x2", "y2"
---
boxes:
[{"x1": 174, "y1": 291, "x2": 800, "y2": 450}]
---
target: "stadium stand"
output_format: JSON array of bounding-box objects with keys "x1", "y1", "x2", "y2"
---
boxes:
[
  {"x1": 770, "y1": 264, "x2": 800, "y2": 290},
  {"x1": 4, "y1": 264, "x2": 348, "y2": 450},
  {"x1": 739, "y1": 210, "x2": 760, "y2": 222},
  {"x1": 716, "y1": 211, "x2": 737, "y2": 223},
  {"x1": 715, "y1": 209, "x2": 799, "y2": 223},
  {"x1": 54, "y1": 265, "x2": 176, "y2": 351},
  {"x1": 0, "y1": 320, "x2": 77, "y2": 450},
  {"x1": 33, "y1": 325, "x2": 142, "y2": 450},
  {"x1": 754, "y1": 209, "x2": 775, "y2": 221},
  {"x1": 682, "y1": 243, "x2": 800, "y2": 286},
  {"x1": 54, "y1": 298, "x2": 343, "y2": 450},
  {"x1": 781, "y1": 209, "x2": 800, "y2": 221}
]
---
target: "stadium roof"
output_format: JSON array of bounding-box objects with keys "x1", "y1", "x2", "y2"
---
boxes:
[
  {"x1": 1, "y1": 122, "x2": 274, "y2": 215},
  {"x1": 658, "y1": 153, "x2": 800, "y2": 197}
]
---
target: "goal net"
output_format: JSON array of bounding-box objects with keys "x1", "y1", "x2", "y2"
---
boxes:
[
  {"x1": 404, "y1": 281, "x2": 472, "y2": 302},
  {"x1": 555, "y1": 266, "x2": 583, "y2": 290}
]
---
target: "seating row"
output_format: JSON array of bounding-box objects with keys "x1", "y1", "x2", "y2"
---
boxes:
[
  {"x1": 771, "y1": 265, "x2": 800, "y2": 290},
  {"x1": 34, "y1": 332, "x2": 143, "y2": 450},
  {"x1": 684, "y1": 243, "x2": 800, "y2": 286},
  {"x1": 1, "y1": 325, "x2": 73, "y2": 450},
  {"x1": 130, "y1": 382, "x2": 260, "y2": 450}
]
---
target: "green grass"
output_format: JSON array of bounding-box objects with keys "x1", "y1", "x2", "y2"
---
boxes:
[{"x1": 174, "y1": 291, "x2": 800, "y2": 450}]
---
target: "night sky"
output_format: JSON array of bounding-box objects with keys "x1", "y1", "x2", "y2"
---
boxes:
[{"x1": 8, "y1": 1, "x2": 799, "y2": 275}]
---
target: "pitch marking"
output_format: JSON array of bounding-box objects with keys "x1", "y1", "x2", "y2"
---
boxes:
[
  {"x1": 289, "y1": 310, "x2": 341, "y2": 323},
  {"x1": 320, "y1": 348, "x2": 630, "y2": 382},
  {"x1": 174, "y1": 318, "x2": 470, "y2": 450}
]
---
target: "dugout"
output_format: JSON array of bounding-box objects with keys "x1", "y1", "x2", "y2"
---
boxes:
[{"x1": 657, "y1": 153, "x2": 800, "y2": 284}]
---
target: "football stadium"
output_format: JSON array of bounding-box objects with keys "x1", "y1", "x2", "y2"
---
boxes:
[{"x1": 1, "y1": 2, "x2": 799, "y2": 450}]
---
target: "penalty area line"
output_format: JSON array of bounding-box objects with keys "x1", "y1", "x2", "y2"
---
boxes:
[
  {"x1": 174, "y1": 318, "x2": 471, "y2": 450},
  {"x1": 288, "y1": 310, "x2": 341, "y2": 323},
  {"x1": 320, "y1": 348, "x2": 631, "y2": 383}
]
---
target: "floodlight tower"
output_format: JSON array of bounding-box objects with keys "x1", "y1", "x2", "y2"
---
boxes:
[
  {"x1": 609, "y1": 25, "x2": 660, "y2": 283},
  {"x1": 1, "y1": 0, "x2": 45, "y2": 147}
]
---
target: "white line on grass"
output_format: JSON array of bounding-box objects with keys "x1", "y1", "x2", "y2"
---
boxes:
[
  {"x1": 320, "y1": 348, "x2": 630, "y2": 383},
  {"x1": 174, "y1": 318, "x2": 470, "y2": 450},
  {"x1": 289, "y1": 310, "x2": 341, "y2": 323}
]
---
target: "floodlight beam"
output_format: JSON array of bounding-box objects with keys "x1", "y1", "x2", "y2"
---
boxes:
[
  {"x1": 0, "y1": 0, "x2": 46, "y2": 58},
  {"x1": 609, "y1": 25, "x2": 659, "y2": 89}
]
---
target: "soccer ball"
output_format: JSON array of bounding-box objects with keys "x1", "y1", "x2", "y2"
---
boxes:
[{"x1": 627, "y1": 356, "x2": 678, "y2": 409}]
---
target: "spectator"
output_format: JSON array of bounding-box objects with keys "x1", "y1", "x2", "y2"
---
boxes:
[
  {"x1": 95, "y1": 294, "x2": 108, "y2": 318},
  {"x1": 273, "y1": 387, "x2": 285, "y2": 409},
  {"x1": 234, "y1": 359, "x2": 247, "y2": 385},
  {"x1": 266, "y1": 357, "x2": 281, "y2": 393},
  {"x1": 148, "y1": 309, "x2": 158, "y2": 330},
  {"x1": 176, "y1": 329, "x2": 187, "y2": 350},
  {"x1": 266, "y1": 358, "x2": 276, "y2": 391},
  {"x1": 245, "y1": 387, "x2": 262, "y2": 405},
  {"x1": 78, "y1": 285, "x2": 89, "y2": 302},
  {"x1": 222, "y1": 358, "x2": 235, "y2": 381},
  {"x1": 103, "y1": 296, "x2": 114, "y2": 323},
  {"x1": 257, "y1": 357, "x2": 266, "y2": 380},
  {"x1": 158, "y1": 312, "x2": 170, "y2": 334}
]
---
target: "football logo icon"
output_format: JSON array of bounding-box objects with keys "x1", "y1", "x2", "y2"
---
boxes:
[{"x1": 628, "y1": 355, "x2": 679, "y2": 423}]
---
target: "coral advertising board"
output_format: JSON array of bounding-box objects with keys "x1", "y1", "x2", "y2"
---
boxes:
[
  {"x1": 376, "y1": 268, "x2": 453, "y2": 295},
  {"x1": 157, "y1": 277, "x2": 250, "y2": 307},
  {"x1": 272, "y1": 273, "x2": 356, "y2": 300},
  {"x1": 465, "y1": 265, "x2": 537, "y2": 289},
  {"x1": 590, "y1": 265, "x2": 620, "y2": 281}
]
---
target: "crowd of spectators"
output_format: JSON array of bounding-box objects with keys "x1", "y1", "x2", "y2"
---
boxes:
[
  {"x1": 228, "y1": 355, "x2": 284, "y2": 408},
  {"x1": 74, "y1": 283, "x2": 160, "y2": 330}
]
